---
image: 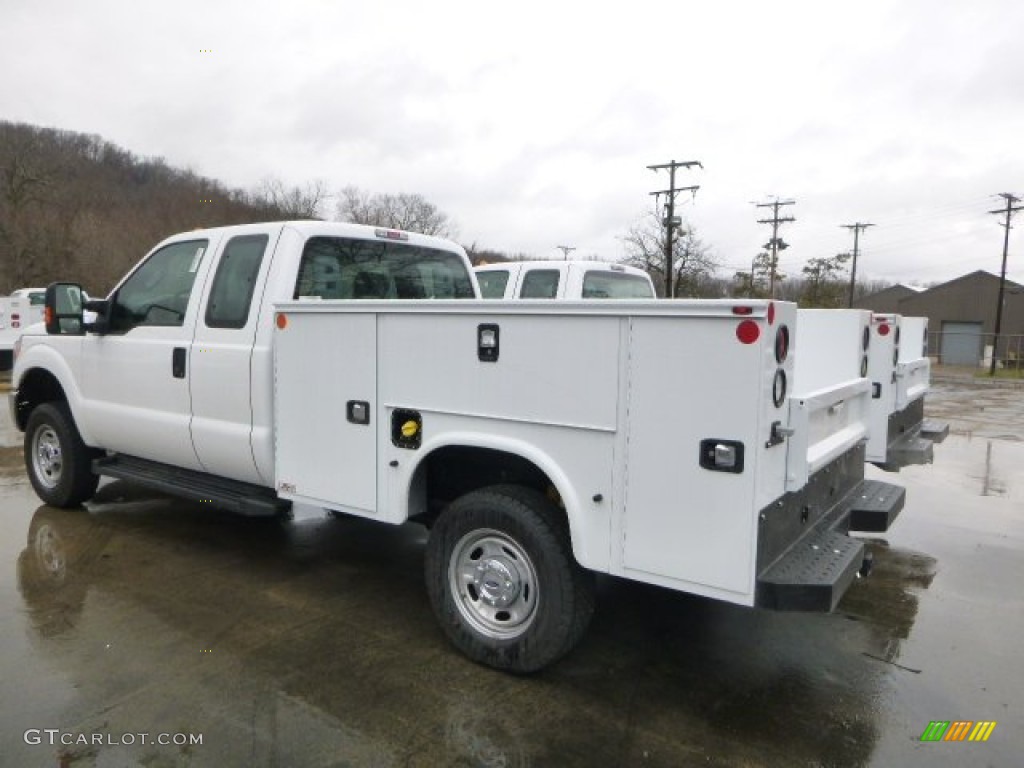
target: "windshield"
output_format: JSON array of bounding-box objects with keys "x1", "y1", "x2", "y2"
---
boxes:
[{"x1": 295, "y1": 237, "x2": 475, "y2": 299}]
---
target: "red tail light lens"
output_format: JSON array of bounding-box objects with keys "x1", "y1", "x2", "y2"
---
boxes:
[
  {"x1": 767, "y1": 302, "x2": 776, "y2": 325},
  {"x1": 736, "y1": 320, "x2": 760, "y2": 344},
  {"x1": 877, "y1": 323, "x2": 890, "y2": 336}
]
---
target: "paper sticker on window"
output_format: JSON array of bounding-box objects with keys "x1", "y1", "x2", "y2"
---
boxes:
[{"x1": 189, "y1": 247, "x2": 205, "y2": 273}]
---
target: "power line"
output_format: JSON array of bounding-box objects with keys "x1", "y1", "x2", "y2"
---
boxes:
[
  {"x1": 648, "y1": 159, "x2": 702, "y2": 298},
  {"x1": 841, "y1": 222, "x2": 874, "y2": 307},
  {"x1": 987, "y1": 193, "x2": 1024, "y2": 375},
  {"x1": 755, "y1": 198, "x2": 795, "y2": 297},
  {"x1": 555, "y1": 245, "x2": 576, "y2": 260}
]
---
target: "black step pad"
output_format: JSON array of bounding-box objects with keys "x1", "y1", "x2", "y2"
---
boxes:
[
  {"x1": 920, "y1": 418, "x2": 950, "y2": 443},
  {"x1": 848, "y1": 479, "x2": 905, "y2": 532},
  {"x1": 757, "y1": 530, "x2": 865, "y2": 612},
  {"x1": 887, "y1": 434, "x2": 934, "y2": 468}
]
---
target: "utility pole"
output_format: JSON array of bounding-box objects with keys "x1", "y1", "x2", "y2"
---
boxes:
[
  {"x1": 648, "y1": 159, "x2": 702, "y2": 298},
  {"x1": 987, "y1": 193, "x2": 1024, "y2": 375},
  {"x1": 841, "y1": 222, "x2": 875, "y2": 307},
  {"x1": 755, "y1": 199, "x2": 795, "y2": 298},
  {"x1": 555, "y1": 245, "x2": 576, "y2": 261}
]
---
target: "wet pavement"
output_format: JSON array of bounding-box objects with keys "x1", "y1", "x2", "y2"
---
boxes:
[{"x1": 0, "y1": 373, "x2": 1021, "y2": 767}]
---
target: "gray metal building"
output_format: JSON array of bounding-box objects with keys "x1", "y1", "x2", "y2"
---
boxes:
[
  {"x1": 895, "y1": 270, "x2": 1024, "y2": 365},
  {"x1": 853, "y1": 284, "x2": 919, "y2": 314}
]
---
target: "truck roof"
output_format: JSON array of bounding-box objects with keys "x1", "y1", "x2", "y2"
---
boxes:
[{"x1": 165, "y1": 221, "x2": 466, "y2": 255}]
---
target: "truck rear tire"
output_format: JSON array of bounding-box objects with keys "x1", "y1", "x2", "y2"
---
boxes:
[
  {"x1": 425, "y1": 485, "x2": 595, "y2": 673},
  {"x1": 25, "y1": 402, "x2": 101, "y2": 508}
]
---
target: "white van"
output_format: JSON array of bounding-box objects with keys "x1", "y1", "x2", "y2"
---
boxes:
[{"x1": 476, "y1": 261, "x2": 656, "y2": 300}]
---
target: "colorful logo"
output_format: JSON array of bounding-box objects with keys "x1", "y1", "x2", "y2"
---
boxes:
[{"x1": 920, "y1": 721, "x2": 997, "y2": 742}]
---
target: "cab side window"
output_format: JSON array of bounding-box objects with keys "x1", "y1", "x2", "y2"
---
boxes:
[
  {"x1": 519, "y1": 269, "x2": 560, "y2": 298},
  {"x1": 205, "y1": 235, "x2": 268, "y2": 329},
  {"x1": 109, "y1": 240, "x2": 208, "y2": 333},
  {"x1": 477, "y1": 270, "x2": 510, "y2": 298}
]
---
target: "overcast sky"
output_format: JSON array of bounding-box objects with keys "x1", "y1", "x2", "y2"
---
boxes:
[{"x1": 4, "y1": 0, "x2": 1024, "y2": 286}]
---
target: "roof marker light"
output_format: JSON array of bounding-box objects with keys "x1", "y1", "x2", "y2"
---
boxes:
[
  {"x1": 732, "y1": 306, "x2": 754, "y2": 316},
  {"x1": 374, "y1": 228, "x2": 409, "y2": 241}
]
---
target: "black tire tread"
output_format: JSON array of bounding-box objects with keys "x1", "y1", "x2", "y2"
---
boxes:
[
  {"x1": 425, "y1": 484, "x2": 595, "y2": 673},
  {"x1": 24, "y1": 402, "x2": 101, "y2": 508}
]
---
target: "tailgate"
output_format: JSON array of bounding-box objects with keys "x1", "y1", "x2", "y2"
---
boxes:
[
  {"x1": 896, "y1": 357, "x2": 929, "y2": 409},
  {"x1": 784, "y1": 378, "x2": 870, "y2": 492}
]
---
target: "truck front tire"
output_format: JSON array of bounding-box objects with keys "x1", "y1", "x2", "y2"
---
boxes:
[
  {"x1": 25, "y1": 403, "x2": 100, "y2": 508},
  {"x1": 425, "y1": 485, "x2": 595, "y2": 673}
]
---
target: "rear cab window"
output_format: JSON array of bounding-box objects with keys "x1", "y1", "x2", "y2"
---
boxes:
[
  {"x1": 581, "y1": 270, "x2": 655, "y2": 299},
  {"x1": 294, "y1": 237, "x2": 475, "y2": 300}
]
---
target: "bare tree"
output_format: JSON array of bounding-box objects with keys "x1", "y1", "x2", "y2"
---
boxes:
[
  {"x1": 336, "y1": 185, "x2": 456, "y2": 238},
  {"x1": 619, "y1": 211, "x2": 718, "y2": 297},
  {"x1": 253, "y1": 177, "x2": 328, "y2": 219}
]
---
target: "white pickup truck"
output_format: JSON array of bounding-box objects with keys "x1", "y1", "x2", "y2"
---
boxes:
[
  {"x1": 10, "y1": 220, "x2": 903, "y2": 672},
  {"x1": 0, "y1": 288, "x2": 46, "y2": 370},
  {"x1": 475, "y1": 260, "x2": 656, "y2": 299},
  {"x1": 795, "y1": 309, "x2": 947, "y2": 471}
]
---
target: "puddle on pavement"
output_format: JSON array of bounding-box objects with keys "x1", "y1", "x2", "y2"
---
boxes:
[{"x1": 0, "y1": 385, "x2": 1018, "y2": 766}]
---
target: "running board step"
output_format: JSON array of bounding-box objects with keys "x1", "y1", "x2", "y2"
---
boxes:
[
  {"x1": 848, "y1": 479, "x2": 905, "y2": 533},
  {"x1": 756, "y1": 530, "x2": 866, "y2": 612},
  {"x1": 93, "y1": 454, "x2": 290, "y2": 517},
  {"x1": 919, "y1": 418, "x2": 950, "y2": 443}
]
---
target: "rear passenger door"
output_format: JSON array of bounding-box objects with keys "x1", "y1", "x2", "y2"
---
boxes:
[{"x1": 189, "y1": 227, "x2": 282, "y2": 485}]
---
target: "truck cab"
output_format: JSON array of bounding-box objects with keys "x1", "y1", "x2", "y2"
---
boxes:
[{"x1": 475, "y1": 261, "x2": 655, "y2": 300}]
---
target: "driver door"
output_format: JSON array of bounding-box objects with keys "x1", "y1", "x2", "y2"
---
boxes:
[{"x1": 79, "y1": 236, "x2": 219, "y2": 469}]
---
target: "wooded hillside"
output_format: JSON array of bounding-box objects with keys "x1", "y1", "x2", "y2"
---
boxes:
[{"x1": 0, "y1": 121, "x2": 297, "y2": 295}]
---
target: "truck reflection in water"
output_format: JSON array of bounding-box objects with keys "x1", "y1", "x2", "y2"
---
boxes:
[{"x1": 15, "y1": 489, "x2": 935, "y2": 768}]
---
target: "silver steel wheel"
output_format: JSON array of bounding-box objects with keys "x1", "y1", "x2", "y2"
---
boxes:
[
  {"x1": 449, "y1": 528, "x2": 540, "y2": 640},
  {"x1": 31, "y1": 424, "x2": 64, "y2": 490}
]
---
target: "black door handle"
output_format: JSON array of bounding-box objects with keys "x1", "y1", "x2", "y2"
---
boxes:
[{"x1": 172, "y1": 347, "x2": 186, "y2": 378}]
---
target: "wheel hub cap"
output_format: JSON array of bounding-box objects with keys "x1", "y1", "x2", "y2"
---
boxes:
[{"x1": 473, "y1": 557, "x2": 520, "y2": 607}]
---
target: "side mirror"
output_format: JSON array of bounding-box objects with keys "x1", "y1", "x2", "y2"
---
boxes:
[{"x1": 44, "y1": 283, "x2": 85, "y2": 335}]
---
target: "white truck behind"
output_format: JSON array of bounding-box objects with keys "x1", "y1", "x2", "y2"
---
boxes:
[
  {"x1": 475, "y1": 260, "x2": 656, "y2": 299},
  {"x1": 11, "y1": 221, "x2": 903, "y2": 672},
  {"x1": 0, "y1": 289, "x2": 46, "y2": 370}
]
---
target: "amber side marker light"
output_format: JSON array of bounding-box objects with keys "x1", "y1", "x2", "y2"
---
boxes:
[{"x1": 276, "y1": 313, "x2": 288, "y2": 330}]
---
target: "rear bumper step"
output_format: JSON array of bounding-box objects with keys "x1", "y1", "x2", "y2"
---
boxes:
[
  {"x1": 756, "y1": 477, "x2": 904, "y2": 612},
  {"x1": 93, "y1": 454, "x2": 290, "y2": 517},
  {"x1": 920, "y1": 418, "x2": 950, "y2": 443}
]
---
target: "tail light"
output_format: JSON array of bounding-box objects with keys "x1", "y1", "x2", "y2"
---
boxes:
[{"x1": 736, "y1": 320, "x2": 760, "y2": 344}]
